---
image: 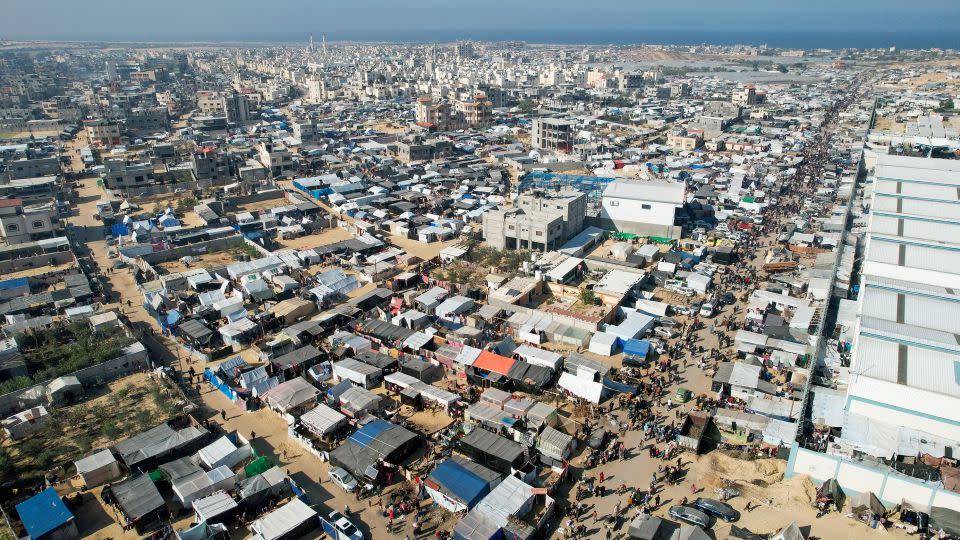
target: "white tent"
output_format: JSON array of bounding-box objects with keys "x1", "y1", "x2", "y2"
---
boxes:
[
  {"x1": 588, "y1": 332, "x2": 619, "y2": 356},
  {"x1": 250, "y1": 498, "x2": 317, "y2": 540},
  {"x1": 300, "y1": 403, "x2": 346, "y2": 436},
  {"x1": 558, "y1": 372, "x2": 604, "y2": 403},
  {"x1": 74, "y1": 449, "x2": 121, "y2": 488}
]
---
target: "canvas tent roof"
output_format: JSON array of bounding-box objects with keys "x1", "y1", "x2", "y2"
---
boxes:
[
  {"x1": 671, "y1": 525, "x2": 711, "y2": 540},
  {"x1": 159, "y1": 456, "x2": 203, "y2": 481},
  {"x1": 263, "y1": 377, "x2": 319, "y2": 412},
  {"x1": 537, "y1": 425, "x2": 573, "y2": 461},
  {"x1": 300, "y1": 403, "x2": 346, "y2": 436},
  {"x1": 770, "y1": 521, "x2": 804, "y2": 540},
  {"x1": 459, "y1": 427, "x2": 524, "y2": 465},
  {"x1": 111, "y1": 473, "x2": 164, "y2": 522},
  {"x1": 250, "y1": 498, "x2": 316, "y2": 540},
  {"x1": 75, "y1": 449, "x2": 116, "y2": 475},
  {"x1": 193, "y1": 490, "x2": 237, "y2": 522},
  {"x1": 429, "y1": 456, "x2": 500, "y2": 509},
  {"x1": 628, "y1": 513, "x2": 665, "y2": 540},
  {"x1": 847, "y1": 491, "x2": 885, "y2": 516},
  {"x1": 115, "y1": 423, "x2": 209, "y2": 468}
]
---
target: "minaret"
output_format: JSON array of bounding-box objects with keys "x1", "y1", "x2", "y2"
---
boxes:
[
  {"x1": 322, "y1": 33, "x2": 328, "y2": 55},
  {"x1": 309, "y1": 34, "x2": 314, "y2": 52}
]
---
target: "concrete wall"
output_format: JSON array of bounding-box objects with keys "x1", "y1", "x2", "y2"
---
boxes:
[
  {"x1": 137, "y1": 235, "x2": 242, "y2": 265},
  {"x1": 0, "y1": 251, "x2": 74, "y2": 274},
  {"x1": 787, "y1": 444, "x2": 960, "y2": 512},
  {"x1": 0, "y1": 342, "x2": 149, "y2": 416}
]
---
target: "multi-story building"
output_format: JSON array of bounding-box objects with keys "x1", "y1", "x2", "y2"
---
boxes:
[
  {"x1": 191, "y1": 149, "x2": 232, "y2": 185},
  {"x1": 732, "y1": 84, "x2": 758, "y2": 106},
  {"x1": 666, "y1": 128, "x2": 703, "y2": 151},
  {"x1": 256, "y1": 142, "x2": 294, "y2": 178},
  {"x1": 197, "y1": 91, "x2": 225, "y2": 116},
  {"x1": 393, "y1": 136, "x2": 454, "y2": 162},
  {"x1": 483, "y1": 190, "x2": 586, "y2": 252},
  {"x1": 0, "y1": 143, "x2": 60, "y2": 180},
  {"x1": 532, "y1": 118, "x2": 577, "y2": 153},
  {"x1": 125, "y1": 106, "x2": 169, "y2": 134},
  {"x1": 415, "y1": 96, "x2": 451, "y2": 130},
  {"x1": 456, "y1": 92, "x2": 492, "y2": 128},
  {"x1": 83, "y1": 118, "x2": 122, "y2": 146},
  {"x1": 223, "y1": 91, "x2": 252, "y2": 125},
  {"x1": 0, "y1": 198, "x2": 60, "y2": 245},
  {"x1": 101, "y1": 158, "x2": 155, "y2": 189}
]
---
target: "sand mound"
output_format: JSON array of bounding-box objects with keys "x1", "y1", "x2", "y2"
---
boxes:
[{"x1": 694, "y1": 452, "x2": 817, "y2": 513}]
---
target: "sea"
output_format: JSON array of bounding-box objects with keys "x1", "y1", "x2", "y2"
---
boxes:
[{"x1": 190, "y1": 29, "x2": 959, "y2": 50}]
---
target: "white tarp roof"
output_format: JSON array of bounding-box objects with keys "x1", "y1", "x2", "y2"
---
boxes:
[
  {"x1": 197, "y1": 436, "x2": 238, "y2": 470},
  {"x1": 75, "y1": 449, "x2": 116, "y2": 474},
  {"x1": 300, "y1": 403, "x2": 346, "y2": 436},
  {"x1": 251, "y1": 498, "x2": 316, "y2": 540},
  {"x1": 558, "y1": 371, "x2": 604, "y2": 403}
]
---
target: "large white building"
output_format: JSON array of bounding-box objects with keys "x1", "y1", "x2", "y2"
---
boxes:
[
  {"x1": 845, "y1": 154, "x2": 960, "y2": 452},
  {"x1": 596, "y1": 180, "x2": 685, "y2": 239}
]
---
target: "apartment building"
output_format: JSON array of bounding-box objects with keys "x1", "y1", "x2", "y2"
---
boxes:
[
  {"x1": 482, "y1": 190, "x2": 586, "y2": 252},
  {"x1": 666, "y1": 129, "x2": 703, "y2": 151},
  {"x1": 532, "y1": 118, "x2": 576, "y2": 153},
  {"x1": 456, "y1": 92, "x2": 492, "y2": 128},
  {"x1": 83, "y1": 119, "x2": 122, "y2": 146},
  {"x1": 597, "y1": 180, "x2": 685, "y2": 239},
  {"x1": 257, "y1": 142, "x2": 294, "y2": 178},
  {"x1": 415, "y1": 96, "x2": 451, "y2": 130},
  {"x1": 223, "y1": 91, "x2": 252, "y2": 124},
  {"x1": 101, "y1": 158, "x2": 155, "y2": 189},
  {"x1": 0, "y1": 143, "x2": 60, "y2": 180},
  {"x1": 0, "y1": 198, "x2": 60, "y2": 245},
  {"x1": 732, "y1": 84, "x2": 758, "y2": 106},
  {"x1": 393, "y1": 137, "x2": 454, "y2": 162},
  {"x1": 197, "y1": 91, "x2": 225, "y2": 116},
  {"x1": 191, "y1": 149, "x2": 232, "y2": 185},
  {"x1": 125, "y1": 106, "x2": 170, "y2": 133}
]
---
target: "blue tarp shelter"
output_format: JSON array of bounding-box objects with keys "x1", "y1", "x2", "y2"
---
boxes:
[
  {"x1": 15, "y1": 487, "x2": 76, "y2": 540},
  {"x1": 429, "y1": 459, "x2": 497, "y2": 510},
  {"x1": 622, "y1": 339, "x2": 650, "y2": 358},
  {"x1": 166, "y1": 309, "x2": 181, "y2": 326},
  {"x1": 111, "y1": 223, "x2": 131, "y2": 237}
]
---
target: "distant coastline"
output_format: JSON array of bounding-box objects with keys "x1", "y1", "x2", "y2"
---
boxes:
[{"x1": 3, "y1": 29, "x2": 958, "y2": 50}]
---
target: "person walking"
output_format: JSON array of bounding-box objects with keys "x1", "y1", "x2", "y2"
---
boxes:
[{"x1": 220, "y1": 409, "x2": 226, "y2": 421}]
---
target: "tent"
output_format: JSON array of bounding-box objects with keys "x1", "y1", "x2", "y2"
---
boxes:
[
  {"x1": 239, "y1": 467, "x2": 291, "y2": 508},
  {"x1": 300, "y1": 403, "x2": 347, "y2": 436},
  {"x1": 250, "y1": 498, "x2": 317, "y2": 540},
  {"x1": 670, "y1": 525, "x2": 711, "y2": 540},
  {"x1": 847, "y1": 491, "x2": 885, "y2": 520},
  {"x1": 815, "y1": 478, "x2": 844, "y2": 510},
  {"x1": 930, "y1": 506, "x2": 960, "y2": 537},
  {"x1": 425, "y1": 457, "x2": 501, "y2": 513},
  {"x1": 536, "y1": 426, "x2": 574, "y2": 462},
  {"x1": 628, "y1": 512, "x2": 665, "y2": 540},
  {"x1": 457, "y1": 428, "x2": 525, "y2": 475},
  {"x1": 109, "y1": 473, "x2": 166, "y2": 532},
  {"x1": 262, "y1": 377, "x2": 320, "y2": 414},
  {"x1": 770, "y1": 521, "x2": 804, "y2": 540},
  {"x1": 193, "y1": 490, "x2": 238, "y2": 526},
  {"x1": 74, "y1": 449, "x2": 121, "y2": 488},
  {"x1": 15, "y1": 487, "x2": 77, "y2": 540},
  {"x1": 588, "y1": 331, "x2": 619, "y2": 356}
]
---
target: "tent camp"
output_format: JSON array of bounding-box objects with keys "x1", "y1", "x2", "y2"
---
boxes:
[
  {"x1": 457, "y1": 427, "x2": 526, "y2": 475},
  {"x1": 424, "y1": 456, "x2": 502, "y2": 513},
  {"x1": 770, "y1": 521, "x2": 804, "y2": 540},
  {"x1": 815, "y1": 478, "x2": 845, "y2": 510},
  {"x1": 250, "y1": 498, "x2": 317, "y2": 540},
  {"x1": 930, "y1": 506, "x2": 960, "y2": 537},
  {"x1": 847, "y1": 491, "x2": 885, "y2": 522},
  {"x1": 197, "y1": 435, "x2": 251, "y2": 470},
  {"x1": 238, "y1": 467, "x2": 292, "y2": 509},
  {"x1": 108, "y1": 473, "x2": 166, "y2": 533},
  {"x1": 172, "y1": 465, "x2": 236, "y2": 506},
  {"x1": 536, "y1": 425, "x2": 574, "y2": 463},
  {"x1": 329, "y1": 420, "x2": 419, "y2": 480},
  {"x1": 670, "y1": 525, "x2": 711, "y2": 540},
  {"x1": 74, "y1": 449, "x2": 121, "y2": 488}
]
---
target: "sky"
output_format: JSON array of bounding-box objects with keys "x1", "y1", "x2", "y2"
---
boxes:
[{"x1": 1, "y1": 0, "x2": 959, "y2": 43}]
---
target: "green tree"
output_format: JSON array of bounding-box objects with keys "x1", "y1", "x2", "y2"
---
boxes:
[{"x1": 579, "y1": 288, "x2": 596, "y2": 305}]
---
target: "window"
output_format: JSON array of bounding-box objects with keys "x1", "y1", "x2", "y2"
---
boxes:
[
  {"x1": 642, "y1": 204, "x2": 652, "y2": 210},
  {"x1": 7, "y1": 224, "x2": 18, "y2": 232},
  {"x1": 535, "y1": 230, "x2": 543, "y2": 236},
  {"x1": 608, "y1": 200, "x2": 619, "y2": 207},
  {"x1": 508, "y1": 225, "x2": 515, "y2": 230},
  {"x1": 32, "y1": 220, "x2": 45, "y2": 229}
]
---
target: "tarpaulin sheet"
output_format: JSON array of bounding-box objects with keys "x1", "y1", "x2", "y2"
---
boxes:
[
  {"x1": 622, "y1": 339, "x2": 650, "y2": 358},
  {"x1": 430, "y1": 459, "x2": 491, "y2": 508}
]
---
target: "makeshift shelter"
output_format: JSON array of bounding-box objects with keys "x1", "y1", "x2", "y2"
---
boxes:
[
  {"x1": 108, "y1": 473, "x2": 166, "y2": 533},
  {"x1": 332, "y1": 358, "x2": 382, "y2": 389},
  {"x1": 458, "y1": 428, "x2": 526, "y2": 475},
  {"x1": 769, "y1": 521, "x2": 804, "y2": 540},
  {"x1": 176, "y1": 520, "x2": 229, "y2": 540},
  {"x1": 238, "y1": 467, "x2": 291, "y2": 509},
  {"x1": 329, "y1": 420, "x2": 419, "y2": 480},
  {"x1": 354, "y1": 350, "x2": 398, "y2": 371},
  {"x1": 300, "y1": 403, "x2": 347, "y2": 437},
  {"x1": 400, "y1": 358, "x2": 443, "y2": 383},
  {"x1": 815, "y1": 478, "x2": 845, "y2": 510},
  {"x1": 158, "y1": 456, "x2": 204, "y2": 483},
  {"x1": 479, "y1": 387, "x2": 512, "y2": 410},
  {"x1": 339, "y1": 385, "x2": 383, "y2": 417},
  {"x1": 269, "y1": 345, "x2": 323, "y2": 378},
  {"x1": 670, "y1": 525, "x2": 711, "y2": 540},
  {"x1": 198, "y1": 435, "x2": 251, "y2": 470},
  {"x1": 847, "y1": 491, "x2": 885, "y2": 522},
  {"x1": 192, "y1": 491, "x2": 238, "y2": 526},
  {"x1": 628, "y1": 512, "x2": 666, "y2": 540},
  {"x1": 930, "y1": 506, "x2": 960, "y2": 537},
  {"x1": 250, "y1": 498, "x2": 317, "y2": 540},
  {"x1": 536, "y1": 425, "x2": 574, "y2": 464},
  {"x1": 114, "y1": 422, "x2": 210, "y2": 470},
  {"x1": 15, "y1": 487, "x2": 78, "y2": 540},
  {"x1": 588, "y1": 331, "x2": 619, "y2": 356},
  {"x1": 172, "y1": 465, "x2": 236, "y2": 506},
  {"x1": 262, "y1": 377, "x2": 320, "y2": 415},
  {"x1": 424, "y1": 456, "x2": 502, "y2": 513},
  {"x1": 74, "y1": 449, "x2": 121, "y2": 488}
]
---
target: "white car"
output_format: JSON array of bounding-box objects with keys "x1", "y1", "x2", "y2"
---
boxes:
[
  {"x1": 328, "y1": 510, "x2": 364, "y2": 540},
  {"x1": 328, "y1": 467, "x2": 359, "y2": 492},
  {"x1": 700, "y1": 302, "x2": 715, "y2": 318},
  {"x1": 654, "y1": 326, "x2": 677, "y2": 339}
]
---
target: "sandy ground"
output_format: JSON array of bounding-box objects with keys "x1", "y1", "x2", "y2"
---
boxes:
[
  {"x1": 276, "y1": 226, "x2": 353, "y2": 250},
  {"x1": 156, "y1": 249, "x2": 241, "y2": 274}
]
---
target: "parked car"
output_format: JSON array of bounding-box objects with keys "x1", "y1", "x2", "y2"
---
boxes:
[
  {"x1": 653, "y1": 327, "x2": 676, "y2": 339},
  {"x1": 647, "y1": 338, "x2": 666, "y2": 355},
  {"x1": 675, "y1": 387, "x2": 692, "y2": 404},
  {"x1": 669, "y1": 505, "x2": 712, "y2": 528},
  {"x1": 720, "y1": 292, "x2": 736, "y2": 306},
  {"x1": 699, "y1": 302, "x2": 715, "y2": 318},
  {"x1": 587, "y1": 428, "x2": 609, "y2": 450},
  {"x1": 328, "y1": 467, "x2": 359, "y2": 492},
  {"x1": 694, "y1": 498, "x2": 740, "y2": 522},
  {"x1": 656, "y1": 316, "x2": 679, "y2": 328},
  {"x1": 674, "y1": 303, "x2": 700, "y2": 316},
  {"x1": 329, "y1": 510, "x2": 363, "y2": 540}
]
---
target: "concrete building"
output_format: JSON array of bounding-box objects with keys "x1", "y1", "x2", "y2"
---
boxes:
[
  {"x1": 733, "y1": 84, "x2": 758, "y2": 106},
  {"x1": 257, "y1": 142, "x2": 294, "y2": 177},
  {"x1": 197, "y1": 91, "x2": 225, "y2": 116},
  {"x1": 393, "y1": 137, "x2": 453, "y2": 162},
  {"x1": 0, "y1": 175, "x2": 59, "y2": 203},
  {"x1": 101, "y1": 158, "x2": 155, "y2": 189},
  {"x1": 192, "y1": 150, "x2": 232, "y2": 184},
  {"x1": 666, "y1": 129, "x2": 703, "y2": 151},
  {"x1": 415, "y1": 96, "x2": 451, "y2": 130},
  {"x1": 456, "y1": 92, "x2": 492, "y2": 128},
  {"x1": 596, "y1": 180, "x2": 685, "y2": 239},
  {"x1": 223, "y1": 91, "x2": 252, "y2": 125},
  {"x1": 125, "y1": 106, "x2": 169, "y2": 134},
  {"x1": 483, "y1": 191, "x2": 586, "y2": 252},
  {"x1": 532, "y1": 118, "x2": 576, "y2": 153},
  {"x1": 0, "y1": 198, "x2": 60, "y2": 244},
  {"x1": 83, "y1": 119, "x2": 122, "y2": 146},
  {"x1": 0, "y1": 143, "x2": 60, "y2": 180}
]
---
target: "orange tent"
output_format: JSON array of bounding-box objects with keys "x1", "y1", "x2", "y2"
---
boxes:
[{"x1": 472, "y1": 351, "x2": 515, "y2": 376}]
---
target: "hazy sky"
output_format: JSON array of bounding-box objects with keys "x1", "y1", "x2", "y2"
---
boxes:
[{"x1": 1, "y1": 0, "x2": 958, "y2": 41}]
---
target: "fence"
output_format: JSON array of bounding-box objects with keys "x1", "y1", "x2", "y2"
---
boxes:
[{"x1": 788, "y1": 446, "x2": 960, "y2": 511}]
